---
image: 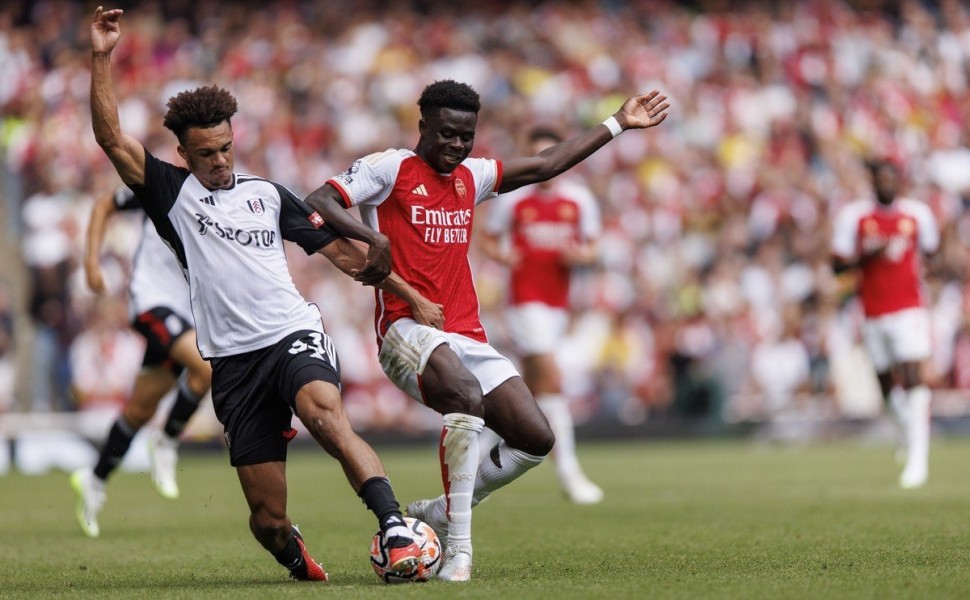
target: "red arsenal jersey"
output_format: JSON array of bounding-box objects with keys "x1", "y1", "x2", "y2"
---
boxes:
[
  {"x1": 484, "y1": 181, "x2": 600, "y2": 308},
  {"x1": 327, "y1": 149, "x2": 502, "y2": 344},
  {"x1": 831, "y1": 198, "x2": 939, "y2": 317}
]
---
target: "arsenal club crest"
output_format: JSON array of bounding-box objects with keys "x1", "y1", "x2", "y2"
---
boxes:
[
  {"x1": 247, "y1": 198, "x2": 265, "y2": 215},
  {"x1": 454, "y1": 178, "x2": 467, "y2": 200}
]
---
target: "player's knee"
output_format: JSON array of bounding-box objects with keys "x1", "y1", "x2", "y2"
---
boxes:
[
  {"x1": 186, "y1": 364, "x2": 212, "y2": 396},
  {"x1": 122, "y1": 403, "x2": 153, "y2": 428},
  {"x1": 437, "y1": 380, "x2": 484, "y2": 417}
]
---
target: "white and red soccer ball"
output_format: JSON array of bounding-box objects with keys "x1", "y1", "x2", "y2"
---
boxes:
[{"x1": 370, "y1": 517, "x2": 442, "y2": 583}]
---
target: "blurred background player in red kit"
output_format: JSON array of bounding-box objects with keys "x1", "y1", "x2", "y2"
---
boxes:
[
  {"x1": 831, "y1": 159, "x2": 939, "y2": 489},
  {"x1": 479, "y1": 126, "x2": 604, "y2": 504}
]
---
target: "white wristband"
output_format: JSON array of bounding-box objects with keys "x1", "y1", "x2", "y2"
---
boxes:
[{"x1": 602, "y1": 115, "x2": 623, "y2": 138}]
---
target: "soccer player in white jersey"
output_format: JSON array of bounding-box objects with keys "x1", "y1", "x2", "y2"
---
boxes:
[
  {"x1": 831, "y1": 160, "x2": 939, "y2": 489},
  {"x1": 71, "y1": 187, "x2": 211, "y2": 538},
  {"x1": 479, "y1": 126, "x2": 604, "y2": 505},
  {"x1": 89, "y1": 7, "x2": 440, "y2": 581},
  {"x1": 305, "y1": 80, "x2": 669, "y2": 580}
]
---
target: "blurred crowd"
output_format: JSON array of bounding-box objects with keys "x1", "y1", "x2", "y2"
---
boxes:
[{"x1": 2, "y1": 0, "x2": 970, "y2": 434}]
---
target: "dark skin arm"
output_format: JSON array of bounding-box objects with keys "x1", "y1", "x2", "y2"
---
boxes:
[
  {"x1": 317, "y1": 238, "x2": 444, "y2": 329},
  {"x1": 84, "y1": 191, "x2": 119, "y2": 293},
  {"x1": 90, "y1": 6, "x2": 145, "y2": 186},
  {"x1": 498, "y1": 90, "x2": 669, "y2": 193},
  {"x1": 305, "y1": 187, "x2": 391, "y2": 285}
]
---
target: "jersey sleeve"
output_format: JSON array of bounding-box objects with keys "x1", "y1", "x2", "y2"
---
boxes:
[
  {"x1": 465, "y1": 158, "x2": 502, "y2": 206},
  {"x1": 912, "y1": 201, "x2": 940, "y2": 254},
  {"x1": 325, "y1": 149, "x2": 402, "y2": 208},
  {"x1": 128, "y1": 148, "x2": 190, "y2": 222},
  {"x1": 112, "y1": 187, "x2": 141, "y2": 211},
  {"x1": 563, "y1": 181, "x2": 602, "y2": 240},
  {"x1": 483, "y1": 190, "x2": 519, "y2": 235},
  {"x1": 273, "y1": 182, "x2": 342, "y2": 254},
  {"x1": 831, "y1": 204, "x2": 861, "y2": 260}
]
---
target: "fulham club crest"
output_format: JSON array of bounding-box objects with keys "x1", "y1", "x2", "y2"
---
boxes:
[{"x1": 247, "y1": 198, "x2": 265, "y2": 215}]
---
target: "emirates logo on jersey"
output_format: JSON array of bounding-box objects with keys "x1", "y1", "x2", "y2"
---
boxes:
[
  {"x1": 454, "y1": 178, "x2": 466, "y2": 200},
  {"x1": 246, "y1": 198, "x2": 265, "y2": 215}
]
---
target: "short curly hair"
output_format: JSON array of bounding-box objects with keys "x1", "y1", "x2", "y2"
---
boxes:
[
  {"x1": 163, "y1": 86, "x2": 238, "y2": 143},
  {"x1": 417, "y1": 80, "x2": 481, "y2": 118}
]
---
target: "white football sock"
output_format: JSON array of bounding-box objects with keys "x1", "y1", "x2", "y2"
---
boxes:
[
  {"x1": 902, "y1": 386, "x2": 931, "y2": 479},
  {"x1": 537, "y1": 395, "x2": 585, "y2": 483},
  {"x1": 477, "y1": 426, "x2": 502, "y2": 463},
  {"x1": 472, "y1": 441, "x2": 544, "y2": 506},
  {"x1": 440, "y1": 413, "x2": 483, "y2": 548}
]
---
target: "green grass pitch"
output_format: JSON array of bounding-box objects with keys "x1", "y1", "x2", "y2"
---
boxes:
[{"x1": 2, "y1": 437, "x2": 969, "y2": 599}]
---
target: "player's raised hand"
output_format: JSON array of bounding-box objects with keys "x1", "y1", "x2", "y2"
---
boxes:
[
  {"x1": 616, "y1": 90, "x2": 670, "y2": 131},
  {"x1": 91, "y1": 6, "x2": 124, "y2": 54}
]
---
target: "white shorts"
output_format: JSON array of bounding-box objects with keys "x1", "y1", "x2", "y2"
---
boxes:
[
  {"x1": 505, "y1": 303, "x2": 569, "y2": 356},
  {"x1": 378, "y1": 319, "x2": 520, "y2": 404},
  {"x1": 862, "y1": 307, "x2": 931, "y2": 373}
]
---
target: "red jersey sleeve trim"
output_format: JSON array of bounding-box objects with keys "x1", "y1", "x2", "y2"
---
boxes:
[
  {"x1": 326, "y1": 178, "x2": 354, "y2": 208},
  {"x1": 493, "y1": 160, "x2": 504, "y2": 192}
]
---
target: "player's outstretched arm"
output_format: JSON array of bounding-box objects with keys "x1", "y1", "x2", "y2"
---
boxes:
[
  {"x1": 316, "y1": 239, "x2": 444, "y2": 329},
  {"x1": 90, "y1": 6, "x2": 145, "y2": 186},
  {"x1": 305, "y1": 184, "x2": 391, "y2": 284},
  {"x1": 498, "y1": 90, "x2": 670, "y2": 194},
  {"x1": 84, "y1": 190, "x2": 119, "y2": 294}
]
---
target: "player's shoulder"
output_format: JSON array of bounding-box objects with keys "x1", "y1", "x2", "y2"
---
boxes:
[
  {"x1": 836, "y1": 198, "x2": 875, "y2": 220},
  {"x1": 553, "y1": 178, "x2": 597, "y2": 205},
  {"x1": 896, "y1": 197, "x2": 935, "y2": 219},
  {"x1": 234, "y1": 173, "x2": 300, "y2": 201}
]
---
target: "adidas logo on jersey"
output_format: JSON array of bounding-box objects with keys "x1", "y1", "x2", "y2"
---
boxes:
[
  {"x1": 199, "y1": 195, "x2": 215, "y2": 206},
  {"x1": 411, "y1": 184, "x2": 429, "y2": 196}
]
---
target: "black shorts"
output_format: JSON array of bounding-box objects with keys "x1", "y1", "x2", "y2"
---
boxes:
[
  {"x1": 132, "y1": 307, "x2": 193, "y2": 376},
  {"x1": 210, "y1": 329, "x2": 341, "y2": 467}
]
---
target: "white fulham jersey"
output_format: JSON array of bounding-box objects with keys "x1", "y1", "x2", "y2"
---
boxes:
[
  {"x1": 112, "y1": 187, "x2": 193, "y2": 321},
  {"x1": 131, "y1": 149, "x2": 340, "y2": 358}
]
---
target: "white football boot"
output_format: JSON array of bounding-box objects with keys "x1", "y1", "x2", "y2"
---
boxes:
[
  {"x1": 70, "y1": 468, "x2": 106, "y2": 538},
  {"x1": 437, "y1": 544, "x2": 473, "y2": 582},
  {"x1": 563, "y1": 475, "x2": 604, "y2": 505},
  {"x1": 149, "y1": 431, "x2": 180, "y2": 500},
  {"x1": 406, "y1": 497, "x2": 449, "y2": 547}
]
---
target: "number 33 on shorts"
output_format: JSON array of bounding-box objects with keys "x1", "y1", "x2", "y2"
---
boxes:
[{"x1": 288, "y1": 332, "x2": 334, "y2": 363}]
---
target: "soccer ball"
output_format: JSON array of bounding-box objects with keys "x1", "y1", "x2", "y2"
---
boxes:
[{"x1": 370, "y1": 517, "x2": 442, "y2": 583}]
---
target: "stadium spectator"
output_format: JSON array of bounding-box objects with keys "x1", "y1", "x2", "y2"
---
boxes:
[
  {"x1": 304, "y1": 79, "x2": 669, "y2": 580},
  {"x1": 478, "y1": 125, "x2": 605, "y2": 505},
  {"x1": 82, "y1": 6, "x2": 435, "y2": 581},
  {"x1": 832, "y1": 159, "x2": 939, "y2": 489}
]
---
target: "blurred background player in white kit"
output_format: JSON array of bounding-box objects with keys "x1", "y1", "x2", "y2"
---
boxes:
[
  {"x1": 831, "y1": 159, "x2": 939, "y2": 489},
  {"x1": 71, "y1": 186, "x2": 212, "y2": 537},
  {"x1": 479, "y1": 126, "x2": 604, "y2": 504}
]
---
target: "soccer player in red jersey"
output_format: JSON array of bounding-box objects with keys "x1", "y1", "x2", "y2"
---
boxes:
[
  {"x1": 831, "y1": 160, "x2": 939, "y2": 489},
  {"x1": 306, "y1": 80, "x2": 669, "y2": 580},
  {"x1": 479, "y1": 126, "x2": 604, "y2": 505}
]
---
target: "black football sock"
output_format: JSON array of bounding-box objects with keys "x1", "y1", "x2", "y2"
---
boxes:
[
  {"x1": 162, "y1": 373, "x2": 203, "y2": 439},
  {"x1": 272, "y1": 531, "x2": 304, "y2": 573},
  {"x1": 358, "y1": 477, "x2": 406, "y2": 535},
  {"x1": 93, "y1": 418, "x2": 137, "y2": 480}
]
